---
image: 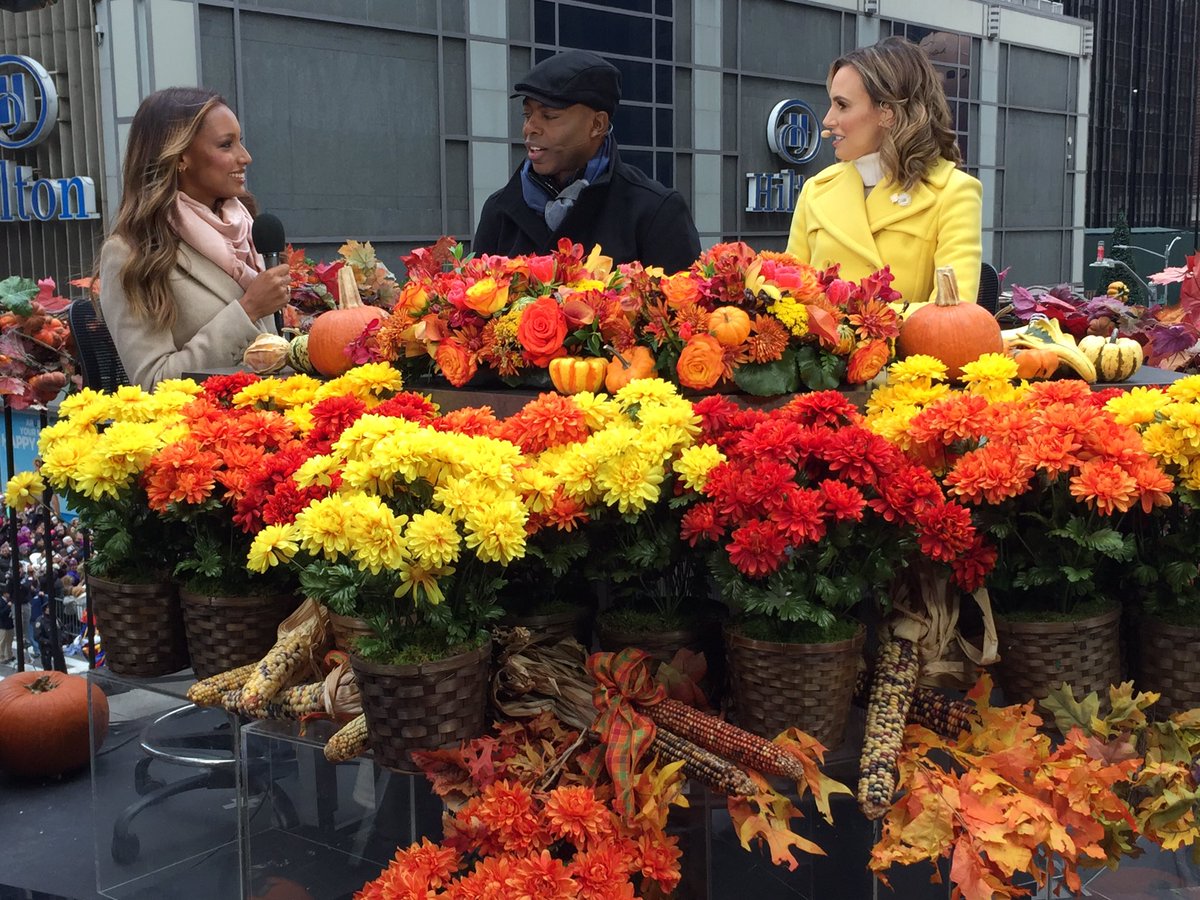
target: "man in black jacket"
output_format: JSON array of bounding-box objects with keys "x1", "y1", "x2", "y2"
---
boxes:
[{"x1": 472, "y1": 49, "x2": 701, "y2": 274}]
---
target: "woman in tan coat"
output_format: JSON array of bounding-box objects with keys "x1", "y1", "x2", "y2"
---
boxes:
[{"x1": 99, "y1": 87, "x2": 291, "y2": 389}]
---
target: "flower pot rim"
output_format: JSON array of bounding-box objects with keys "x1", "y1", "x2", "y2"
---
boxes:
[
  {"x1": 87, "y1": 572, "x2": 175, "y2": 591},
  {"x1": 726, "y1": 622, "x2": 865, "y2": 653},
  {"x1": 595, "y1": 620, "x2": 706, "y2": 644},
  {"x1": 350, "y1": 637, "x2": 492, "y2": 677},
  {"x1": 995, "y1": 602, "x2": 1121, "y2": 635},
  {"x1": 500, "y1": 606, "x2": 593, "y2": 627},
  {"x1": 1140, "y1": 613, "x2": 1200, "y2": 636},
  {"x1": 177, "y1": 587, "x2": 299, "y2": 608}
]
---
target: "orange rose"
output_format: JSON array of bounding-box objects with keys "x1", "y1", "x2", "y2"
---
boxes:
[
  {"x1": 464, "y1": 277, "x2": 510, "y2": 315},
  {"x1": 436, "y1": 338, "x2": 477, "y2": 387},
  {"x1": 517, "y1": 296, "x2": 568, "y2": 367},
  {"x1": 660, "y1": 272, "x2": 703, "y2": 308},
  {"x1": 396, "y1": 281, "x2": 430, "y2": 317},
  {"x1": 845, "y1": 339, "x2": 889, "y2": 384},
  {"x1": 676, "y1": 334, "x2": 724, "y2": 390}
]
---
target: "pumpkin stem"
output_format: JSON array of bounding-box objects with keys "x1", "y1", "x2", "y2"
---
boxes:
[
  {"x1": 25, "y1": 675, "x2": 58, "y2": 694},
  {"x1": 1109, "y1": 328, "x2": 1120, "y2": 343},
  {"x1": 607, "y1": 344, "x2": 631, "y2": 370},
  {"x1": 933, "y1": 266, "x2": 961, "y2": 307},
  {"x1": 336, "y1": 266, "x2": 363, "y2": 309}
]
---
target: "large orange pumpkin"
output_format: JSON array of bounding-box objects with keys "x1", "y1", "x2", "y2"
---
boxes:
[
  {"x1": 0, "y1": 671, "x2": 109, "y2": 777},
  {"x1": 307, "y1": 266, "x2": 388, "y2": 377},
  {"x1": 895, "y1": 267, "x2": 1003, "y2": 380}
]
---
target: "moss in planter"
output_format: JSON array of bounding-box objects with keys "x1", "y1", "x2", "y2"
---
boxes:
[
  {"x1": 1143, "y1": 606, "x2": 1200, "y2": 629},
  {"x1": 598, "y1": 607, "x2": 698, "y2": 635},
  {"x1": 735, "y1": 617, "x2": 859, "y2": 645},
  {"x1": 998, "y1": 596, "x2": 1117, "y2": 624},
  {"x1": 504, "y1": 597, "x2": 588, "y2": 619},
  {"x1": 358, "y1": 630, "x2": 488, "y2": 667}
]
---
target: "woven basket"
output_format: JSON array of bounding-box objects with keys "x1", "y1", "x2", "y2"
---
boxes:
[
  {"x1": 1137, "y1": 616, "x2": 1200, "y2": 715},
  {"x1": 351, "y1": 639, "x2": 492, "y2": 771},
  {"x1": 726, "y1": 625, "x2": 864, "y2": 750},
  {"x1": 500, "y1": 605, "x2": 594, "y2": 648},
  {"x1": 994, "y1": 603, "x2": 1122, "y2": 704},
  {"x1": 178, "y1": 589, "x2": 301, "y2": 680},
  {"x1": 328, "y1": 611, "x2": 375, "y2": 655},
  {"x1": 89, "y1": 575, "x2": 189, "y2": 677},
  {"x1": 595, "y1": 620, "x2": 707, "y2": 666}
]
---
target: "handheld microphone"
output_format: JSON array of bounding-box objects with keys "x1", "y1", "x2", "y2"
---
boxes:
[{"x1": 251, "y1": 212, "x2": 287, "y2": 332}]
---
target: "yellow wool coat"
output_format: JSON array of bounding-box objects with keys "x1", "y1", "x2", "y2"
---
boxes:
[{"x1": 785, "y1": 157, "x2": 983, "y2": 306}]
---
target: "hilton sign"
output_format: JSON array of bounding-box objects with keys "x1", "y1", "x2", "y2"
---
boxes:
[
  {"x1": 0, "y1": 54, "x2": 99, "y2": 222},
  {"x1": 746, "y1": 99, "x2": 822, "y2": 214}
]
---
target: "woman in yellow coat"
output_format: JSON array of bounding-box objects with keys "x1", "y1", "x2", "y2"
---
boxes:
[{"x1": 786, "y1": 37, "x2": 982, "y2": 306}]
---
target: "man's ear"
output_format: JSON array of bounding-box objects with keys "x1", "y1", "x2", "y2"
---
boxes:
[{"x1": 591, "y1": 111, "x2": 610, "y2": 138}]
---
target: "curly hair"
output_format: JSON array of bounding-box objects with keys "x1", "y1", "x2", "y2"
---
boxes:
[
  {"x1": 108, "y1": 88, "x2": 227, "y2": 331},
  {"x1": 829, "y1": 37, "x2": 961, "y2": 193}
]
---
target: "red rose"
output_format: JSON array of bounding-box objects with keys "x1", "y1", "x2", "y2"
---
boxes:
[{"x1": 517, "y1": 296, "x2": 568, "y2": 367}]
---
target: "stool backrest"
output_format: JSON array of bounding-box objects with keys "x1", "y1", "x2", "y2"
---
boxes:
[{"x1": 68, "y1": 298, "x2": 129, "y2": 393}]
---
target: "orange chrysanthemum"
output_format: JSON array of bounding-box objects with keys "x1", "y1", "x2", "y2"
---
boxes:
[
  {"x1": 498, "y1": 393, "x2": 590, "y2": 454},
  {"x1": 1069, "y1": 458, "x2": 1139, "y2": 514},
  {"x1": 505, "y1": 850, "x2": 577, "y2": 900},
  {"x1": 1129, "y1": 458, "x2": 1174, "y2": 512},
  {"x1": 475, "y1": 781, "x2": 544, "y2": 855},
  {"x1": 143, "y1": 439, "x2": 220, "y2": 511},
  {"x1": 544, "y1": 785, "x2": 612, "y2": 847},
  {"x1": 945, "y1": 444, "x2": 1032, "y2": 505},
  {"x1": 746, "y1": 315, "x2": 789, "y2": 364},
  {"x1": 847, "y1": 297, "x2": 901, "y2": 341}
]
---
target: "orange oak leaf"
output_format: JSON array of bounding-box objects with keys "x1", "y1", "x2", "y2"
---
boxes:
[{"x1": 728, "y1": 788, "x2": 825, "y2": 871}]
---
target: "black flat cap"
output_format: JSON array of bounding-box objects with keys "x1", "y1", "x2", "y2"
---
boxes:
[{"x1": 512, "y1": 49, "x2": 622, "y2": 116}]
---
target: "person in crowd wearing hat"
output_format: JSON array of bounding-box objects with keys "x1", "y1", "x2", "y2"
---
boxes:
[{"x1": 473, "y1": 49, "x2": 701, "y2": 274}]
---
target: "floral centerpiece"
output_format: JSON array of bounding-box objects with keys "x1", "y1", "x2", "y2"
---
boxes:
[
  {"x1": 281, "y1": 240, "x2": 400, "y2": 333},
  {"x1": 0, "y1": 276, "x2": 78, "y2": 408},
  {"x1": 367, "y1": 238, "x2": 904, "y2": 395}
]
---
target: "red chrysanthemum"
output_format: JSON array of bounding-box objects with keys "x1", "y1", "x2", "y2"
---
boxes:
[
  {"x1": 202, "y1": 371, "x2": 260, "y2": 405},
  {"x1": 726, "y1": 519, "x2": 789, "y2": 577},
  {"x1": 914, "y1": 502, "x2": 978, "y2": 562},
  {"x1": 373, "y1": 391, "x2": 440, "y2": 425},
  {"x1": 305, "y1": 395, "x2": 368, "y2": 453},
  {"x1": 869, "y1": 463, "x2": 946, "y2": 523},
  {"x1": 819, "y1": 479, "x2": 866, "y2": 522},
  {"x1": 680, "y1": 502, "x2": 725, "y2": 546},
  {"x1": 820, "y1": 426, "x2": 899, "y2": 487},
  {"x1": 772, "y1": 486, "x2": 827, "y2": 545},
  {"x1": 780, "y1": 391, "x2": 861, "y2": 428},
  {"x1": 951, "y1": 535, "x2": 998, "y2": 592},
  {"x1": 732, "y1": 418, "x2": 805, "y2": 465}
]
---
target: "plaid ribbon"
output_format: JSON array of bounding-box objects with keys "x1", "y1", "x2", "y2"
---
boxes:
[{"x1": 587, "y1": 648, "x2": 666, "y2": 820}]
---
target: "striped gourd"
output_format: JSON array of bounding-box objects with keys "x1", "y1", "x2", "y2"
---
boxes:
[
  {"x1": 187, "y1": 663, "x2": 256, "y2": 706},
  {"x1": 639, "y1": 698, "x2": 806, "y2": 782},
  {"x1": 858, "y1": 636, "x2": 920, "y2": 819},
  {"x1": 652, "y1": 726, "x2": 758, "y2": 797},
  {"x1": 324, "y1": 714, "x2": 369, "y2": 763},
  {"x1": 240, "y1": 628, "x2": 311, "y2": 711}
]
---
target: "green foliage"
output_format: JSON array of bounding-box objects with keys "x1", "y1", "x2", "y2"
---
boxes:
[
  {"x1": 66, "y1": 489, "x2": 183, "y2": 581},
  {"x1": 1109, "y1": 210, "x2": 1145, "y2": 305},
  {"x1": 795, "y1": 345, "x2": 845, "y2": 391},
  {"x1": 734, "y1": 349, "x2": 799, "y2": 396}
]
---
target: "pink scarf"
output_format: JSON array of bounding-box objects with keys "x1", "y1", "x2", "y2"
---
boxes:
[{"x1": 171, "y1": 193, "x2": 263, "y2": 290}]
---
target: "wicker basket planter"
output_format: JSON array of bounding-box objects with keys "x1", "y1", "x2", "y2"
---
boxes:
[
  {"x1": 499, "y1": 604, "x2": 594, "y2": 648},
  {"x1": 595, "y1": 619, "x2": 707, "y2": 665},
  {"x1": 328, "y1": 611, "x2": 375, "y2": 655},
  {"x1": 726, "y1": 625, "x2": 865, "y2": 750},
  {"x1": 994, "y1": 603, "x2": 1122, "y2": 704},
  {"x1": 350, "y1": 639, "x2": 492, "y2": 771},
  {"x1": 1137, "y1": 615, "x2": 1200, "y2": 715},
  {"x1": 178, "y1": 589, "x2": 301, "y2": 680},
  {"x1": 89, "y1": 575, "x2": 189, "y2": 677}
]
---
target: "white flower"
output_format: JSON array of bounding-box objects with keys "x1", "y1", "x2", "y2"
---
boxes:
[{"x1": 890, "y1": 192, "x2": 911, "y2": 207}]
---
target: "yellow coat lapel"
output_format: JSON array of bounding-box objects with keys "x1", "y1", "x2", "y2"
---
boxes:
[
  {"x1": 866, "y1": 158, "x2": 952, "y2": 234},
  {"x1": 805, "y1": 163, "x2": 882, "y2": 271}
]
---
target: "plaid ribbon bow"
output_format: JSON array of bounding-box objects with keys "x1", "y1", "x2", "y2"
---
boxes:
[{"x1": 587, "y1": 647, "x2": 667, "y2": 820}]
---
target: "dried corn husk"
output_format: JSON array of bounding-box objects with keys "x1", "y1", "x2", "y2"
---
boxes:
[{"x1": 491, "y1": 626, "x2": 596, "y2": 731}]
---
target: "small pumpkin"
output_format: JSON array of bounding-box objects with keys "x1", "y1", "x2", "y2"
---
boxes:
[
  {"x1": 0, "y1": 672, "x2": 109, "y2": 777},
  {"x1": 895, "y1": 266, "x2": 1004, "y2": 380},
  {"x1": 1078, "y1": 330, "x2": 1143, "y2": 382},
  {"x1": 242, "y1": 333, "x2": 291, "y2": 374},
  {"x1": 708, "y1": 306, "x2": 752, "y2": 347},
  {"x1": 605, "y1": 345, "x2": 657, "y2": 393},
  {"x1": 549, "y1": 356, "x2": 607, "y2": 394},
  {"x1": 307, "y1": 267, "x2": 388, "y2": 377},
  {"x1": 287, "y1": 334, "x2": 316, "y2": 374},
  {"x1": 1011, "y1": 347, "x2": 1060, "y2": 380}
]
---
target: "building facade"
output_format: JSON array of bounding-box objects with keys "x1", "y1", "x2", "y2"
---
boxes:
[{"x1": 3, "y1": 0, "x2": 1093, "y2": 298}]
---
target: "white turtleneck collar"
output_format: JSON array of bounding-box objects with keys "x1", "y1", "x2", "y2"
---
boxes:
[{"x1": 853, "y1": 151, "x2": 885, "y2": 188}]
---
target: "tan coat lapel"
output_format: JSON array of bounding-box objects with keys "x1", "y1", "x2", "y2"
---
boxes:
[{"x1": 174, "y1": 241, "x2": 245, "y2": 304}]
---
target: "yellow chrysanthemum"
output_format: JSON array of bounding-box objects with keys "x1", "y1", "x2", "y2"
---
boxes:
[
  {"x1": 767, "y1": 296, "x2": 810, "y2": 337},
  {"x1": 464, "y1": 499, "x2": 528, "y2": 564},
  {"x1": 246, "y1": 524, "x2": 300, "y2": 572},
  {"x1": 570, "y1": 391, "x2": 621, "y2": 431},
  {"x1": 153, "y1": 378, "x2": 203, "y2": 396},
  {"x1": 339, "y1": 458, "x2": 395, "y2": 497},
  {"x1": 1104, "y1": 387, "x2": 1170, "y2": 428},
  {"x1": 37, "y1": 417, "x2": 89, "y2": 447},
  {"x1": 315, "y1": 362, "x2": 404, "y2": 404},
  {"x1": 959, "y1": 353, "x2": 1018, "y2": 385},
  {"x1": 105, "y1": 385, "x2": 157, "y2": 422},
  {"x1": 866, "y1": 405, "x2": 923, "y2": 450},
  {"x1": 284, "y1": 405, "x2": 315, "y2": 433},
  {"x1": 232, "y1": 379, "x2": 282, "y2": 409},
  {"x1": 548, "y1": 448, "x2": 603, "y2": 502},
  {"x1": 333, "y1": 415, "x2": 419, "y2": 461},
  {"x1": 271, "y1": 374, "x2": 322, "y2": 408},
  {"x1": 434, "y1": 474, "x2": 499, "y2": 521},
  {"x1": 888, "y1": 355, "x2": 949, "y2": 384},
  {"x1": 865, "y1": 381, "x2": 951, "y2": 417},
  {"x1": 1164, "y1": 403, "x2": 1200, "y2": 452},
  {"x1": 1166, "y1": 374, "x2": 1200, "y2": 403},
  {"x1": 5, "y1": 471, "x2": 45, "y2": 512},
  {"x1": 345, "y1": 500, "x2": 408, "y2": 574},
  {"x1": 1183, "y1": 458, "x2": 1200, "y2": 491},
  {"x1": 595, "y1": 452, "x2": 665, "y2": 515},
  {"x1": 395, "y1": 560, "x2": 453, "y2": 605},
  {"x1": 614, "y1": 377, "x2": 681, "y2": 408},
  {"x1": 71, "y1": 455, "x2": 130, "y2": 501},
  {"x1": 57, "y1": 390, "x2": 115, "y2": 427},
  {"x1": 673, "y1": 444, "x2": 725, "y2": 492},
  {"x1": 39, "y1": 433, "x2": 100, "y2": 491},
  {"x1": 293, "y1": 496, "x2": 355, "y2": 560},
  {"x1": 96, "y1": 421, "x2": 164, "y2": 471},
  {"x1": 1141, "y1": 422, "x2": 1190, "y2": 469},
  {"x1": 293, "y1": 454, "x2": 341, "y2": 489},
  {"x1": 516, "y1": 466, "x2": 559, "y2": 514},
  {"x1": 404, "y1": 510, "x2": 462, "y2": 569}
]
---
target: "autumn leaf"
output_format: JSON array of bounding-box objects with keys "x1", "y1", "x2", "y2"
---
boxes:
[
  {"x1": 949, "y1": 837, "x2": 1017, "y2": 900},
  {"x1": 728, "y1": 788, "x2": 825, "y2": 870},
  {"x1": 1039, "y1": 682, "x2": 1101, "y2": 737},
  {"x1": 340, "y1": 240, "x2": 381, "y2": 278},
  {"x1": 773, "y1": 726, "x2": 852, "y2": 823}
]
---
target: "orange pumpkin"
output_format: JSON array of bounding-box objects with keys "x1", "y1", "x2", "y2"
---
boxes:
[
  {"x1": 549, "y1": 356, "x2": 607, "y2": 394},
  {"x1": 708, "y1": 306, "x2": 752, "y2": 347},
  {"x1": 1012, "y1": 347, "x2": 1060, "y2": 380},
  {"x1": 895, "y1": 267, "x2": 1003, "y2": 380},
  {"x1": 605, "y1": 345, "x2": 657, "y2": 392},
  {"x1": 0, "y1": 672, "x2": 109, "y2": 777},
  {"x1": 307, "y1": 267, "x2": 388, "y2": 377}
]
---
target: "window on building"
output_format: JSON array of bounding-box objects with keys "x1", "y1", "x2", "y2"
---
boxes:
[{"x1": 533, "y1": 0, "x2": 675, "y2": 186}]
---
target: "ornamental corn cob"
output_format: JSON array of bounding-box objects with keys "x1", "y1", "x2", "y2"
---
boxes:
[
  {"x1": 853, "y1": 670, "x2": 978, "y2": 740},
  {"x1": 324, "y1": 714, "x2": 369, "y2": 763},
  {"x1": 638, "y1": 698, "x2": 807, "y2": 783},
  {"x1": 652, "y1": 726, "x2": 758, "y2": 797},
  {"x1": 221, "y1": 682, "x2": 326, "y2": 719},
  {"x1": 240, "y1": 628, "x2": 311, "y2": 711},
  {"x1": 187, "y1": 663, "x2": 256, "y2": 706},
  {"x1": 858, "y1": 636, "x2": 920, "y2": 819}
]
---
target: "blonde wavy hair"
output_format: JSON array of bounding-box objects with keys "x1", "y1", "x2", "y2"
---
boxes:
[
  {"x1": 829, "y1": 37, "x2": 961, "y2": 193},
  {"x1": 108, "y1": 88, "x2": 227, "y2": 330}
]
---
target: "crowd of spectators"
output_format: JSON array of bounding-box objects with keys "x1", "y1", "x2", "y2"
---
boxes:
[{"x1": 0, "y1": 510, "x2": 88, "y2": 669}]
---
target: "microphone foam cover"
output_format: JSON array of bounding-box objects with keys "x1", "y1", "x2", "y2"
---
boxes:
[{"x1": 252, "y1": 213, "x2": 286, "y2": 255}]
